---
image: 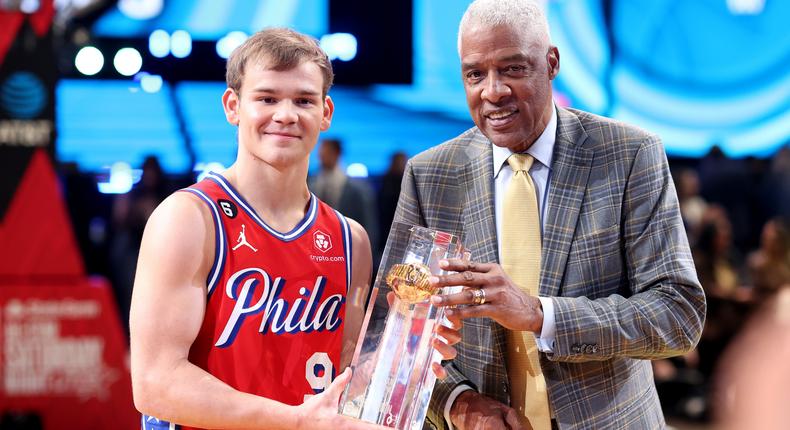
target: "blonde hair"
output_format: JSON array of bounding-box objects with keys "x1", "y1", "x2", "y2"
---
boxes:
[{"x1": 226, "y1": 27, "x2": 334, "y2": 96}]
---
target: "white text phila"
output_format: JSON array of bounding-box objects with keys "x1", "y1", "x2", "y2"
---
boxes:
[{"x1": 215, "y1": 268, "x2": 343, "y2": 347}]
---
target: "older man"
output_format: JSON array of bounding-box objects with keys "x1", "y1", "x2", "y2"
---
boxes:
[{"x1": 384, "y1": 0, "x2": 706, "y2": 429}]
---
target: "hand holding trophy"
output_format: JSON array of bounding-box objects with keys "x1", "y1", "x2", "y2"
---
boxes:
[{"x1": 339, "y1": 223, "x2": 469, "y2": 429}]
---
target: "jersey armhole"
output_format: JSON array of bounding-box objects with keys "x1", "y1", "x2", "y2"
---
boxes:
[
  {"x1": 333, "y1": 210, "x2": 353, "y2": 293},
  {"x1": 180, "y1": 188, "x2": 225, "y2": 297}
]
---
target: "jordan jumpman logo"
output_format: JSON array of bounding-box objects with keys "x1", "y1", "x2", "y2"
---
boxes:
[{"x1": 232, "y1": 224, "x2": 257, "y2": 252}]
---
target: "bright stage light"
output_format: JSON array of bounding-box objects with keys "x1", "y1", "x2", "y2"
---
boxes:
[
  {"x1": 170, "y1": 30, "x2": 192, "y2": 58},
  {"x1": 118, "y1": 0, "x2": 163, "y2": 20},
  {"x1": 113, "y1": 47, "x2": 143, "y2": 76},
  {"x1": 75, "y1": 46, "x2": 104, "y2": 76},
  {"x1": 346, "y1": 163, "x2": 368, "y2": 178},
  {"x1": 140, "y1": 74, "x2": 163, "y2": 93},
  {"x1": 98, "y1": 162, "x2": 134, "y2": 194},
  {"x1": 216, "y1": 31, "x2": 248, "y2": 59},
  {"x1": 320, "y1": 33, "x2": 357, "y2": 62},
  {"x1": 149, "y1": 29, "x2": 170, "y2": 58}
]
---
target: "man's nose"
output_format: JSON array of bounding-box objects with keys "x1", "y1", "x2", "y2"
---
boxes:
[
  {"x1": 272, "y1": 102, "x2": 298, "y2": 124},
  {"x1": 481, "y1": 75, "x2": 511, "y2": 103}
]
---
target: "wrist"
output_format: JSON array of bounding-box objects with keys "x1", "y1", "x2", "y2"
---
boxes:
[
  {"x1": 450, "y1": 390, "x2": 477, "y2": 425},
  {"x1": 530, "y1": 296, "x2": 544, "y2": 333}
]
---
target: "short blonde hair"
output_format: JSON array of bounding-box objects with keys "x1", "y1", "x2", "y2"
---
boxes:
[{"x1": 226, "y1": 27, "x2": 334, "y2": 96}]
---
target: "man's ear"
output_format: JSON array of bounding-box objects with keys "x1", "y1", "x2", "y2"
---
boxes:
[
  {"x1": 222, "y1": 88, "x2": 240, "y2": 126},
  {"x1": 320, "y1": 95, "x2": 335, "y2": 131},
  {"x1": 547, "y1": 46, "x2": 560, "y2": 80}
]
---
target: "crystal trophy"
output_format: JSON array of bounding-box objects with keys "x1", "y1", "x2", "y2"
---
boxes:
[{"x1": 339, "y1": 222, "x2": 468, "y2": 429}]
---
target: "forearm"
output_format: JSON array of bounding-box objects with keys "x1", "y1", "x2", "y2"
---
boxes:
[
  {"x1": 548, "y1": 282, "x2": 705, "y2": 362},
  {"x1": 133, "y1": 359, "x2": 301, "y2": 430}
]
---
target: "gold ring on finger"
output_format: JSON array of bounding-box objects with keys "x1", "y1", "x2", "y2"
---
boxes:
[{"x1": 471, "y1": 288, "x2": 486, "y2": 305}]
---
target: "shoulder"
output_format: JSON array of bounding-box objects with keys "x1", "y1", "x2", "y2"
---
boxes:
[
  {"x1": 561, "y1": 107, "x2": 664, "y2": 163},
  {"x1": 346, "y1": 217, "x2": 371, "y2": 253},
  {"x1": 141, "y1": 191, "x2": 214, "y2": 259},
  {"x1": 408, "y1": 126, "x2": 489, "y2": 172}
]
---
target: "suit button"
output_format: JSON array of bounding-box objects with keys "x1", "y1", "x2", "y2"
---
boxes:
[
  {"x1": 584, "y1": 345, "x2": 595, "y2": 354},
  {"x1": 502, "y1": 383, "x2": 508, "y2": 393},
  {"x1": 571, "y1": 344, "x2": 582, "y2": 354},
  {"x1": 591, "y1": 345, "x2": 599, "y2": 354}
]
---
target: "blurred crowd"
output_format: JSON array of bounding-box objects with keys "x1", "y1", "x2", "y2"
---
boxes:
[
  {"x1": 56, "y1": 141, "x2": 790, "y2": 425},
  {"x1": 655, "y1": 145, "x2": 790, "y2": 424}
]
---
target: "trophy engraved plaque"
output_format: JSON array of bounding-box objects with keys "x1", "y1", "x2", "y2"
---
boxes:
[{"x1": 339, "y1": 222, "x2": 467, "y2": 429}]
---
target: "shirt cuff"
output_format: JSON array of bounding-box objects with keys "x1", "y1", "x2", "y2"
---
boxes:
[
  {"x1": 536, "y1": 296, "x2": 556, "y2": 352},
  {"x1": 444, "y1": 384, "x2": 474, "y2": 430}
]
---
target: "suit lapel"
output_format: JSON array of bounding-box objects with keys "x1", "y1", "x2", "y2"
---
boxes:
[
  {"x1": 459, "y1": 132, "x2": 499, "y2": 265},
  {"x1": 540, "y1": 108, "x2": 594, "y2": 297}
]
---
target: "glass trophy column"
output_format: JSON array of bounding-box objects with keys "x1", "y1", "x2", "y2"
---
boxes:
[{"x1": 339, "y1": 223, "x2": 467, "y2": 429}]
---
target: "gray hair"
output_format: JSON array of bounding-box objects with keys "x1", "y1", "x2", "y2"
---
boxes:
[{"x1": 458, "y1": 0, "x2": 551, "y2": 54}]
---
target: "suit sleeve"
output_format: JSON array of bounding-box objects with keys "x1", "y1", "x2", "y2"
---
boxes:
[
  {"x1": 385, "y1": 161, "x2": 474, "y2": 430},
  {"x1": 548, "y1": 135, "x2": 706, "y2": 362}
]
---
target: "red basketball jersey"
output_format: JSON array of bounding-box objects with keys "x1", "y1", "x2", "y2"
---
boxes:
[{"x1": 143, "y1": 172, "x2": 352, "y2": 430}]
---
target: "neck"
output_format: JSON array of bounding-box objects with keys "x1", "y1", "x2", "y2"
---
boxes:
[{"x1": 223, "y1": 155, "x2": 311, "y2": 231}]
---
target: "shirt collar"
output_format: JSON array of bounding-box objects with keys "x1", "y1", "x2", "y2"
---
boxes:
[{"x1": 492, "y1": 104, "x2": 557, "y2": 178}]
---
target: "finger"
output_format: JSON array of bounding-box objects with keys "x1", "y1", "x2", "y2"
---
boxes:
[
  {"x1": 445, "y1": 304, "x2": 494, "y2": 320},
  {"x1": 430, "y1": 271, "x2": 487, "y2": 289},
  {"x1": 443, "y1": 309, "x2": 464, "y2": 330},
  {"x1": 431, "y1": 362, "x2": 448, "y2": 380},
  {"x1": 431, "y1": 337, "x2": 458, "y2": 360},
  {"x1": 503, "y1": 407, "x2": 522, "y2": 430},
  {"x1": 324, "y1": 367, "x2": 351, "y2": 401},
  {"x1": 431, "y1": 288, "x2": 485, "y2": 307},
  {"x1": 439, "y1": 258, "x2": 494, "y2": 273},
  {"x1": 386, "y1": 291, "x2": 395, "y2": 307},
  {"x1": 435, "y1": 324, "x2": 462, "y2": 345}
]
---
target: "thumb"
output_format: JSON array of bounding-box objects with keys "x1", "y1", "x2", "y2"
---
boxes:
[
  {"x1": 324, "y1": 367, "x2": 352, "y2": 401},
  {"x1": 503, "y1": 407, "x2": 522, "y2": 430}
]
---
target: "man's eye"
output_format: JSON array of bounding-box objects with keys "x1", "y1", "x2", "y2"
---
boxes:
[
  {"x1": 261, "y1": 97, "x2": 276, "y2": 103},
  {"x1": 296, "y1": 98, "x2": 314, "y2": 105},
  {"x1": 466, "y1": 71, "x2": 482, "y2": 80}
]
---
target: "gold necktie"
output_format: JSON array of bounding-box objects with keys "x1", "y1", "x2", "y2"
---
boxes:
[{"x1": 501, "y1": 153, "x2": 551, "y2": 430}]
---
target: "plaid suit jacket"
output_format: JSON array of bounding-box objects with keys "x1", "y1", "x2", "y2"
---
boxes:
[{"x1": 385, "y1": 107, "x2": 706, "y2": 429}]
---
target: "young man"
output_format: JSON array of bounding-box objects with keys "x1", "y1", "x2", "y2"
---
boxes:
[{"x1": 130, "y1": 28, "x2": 457, "y2": 430}]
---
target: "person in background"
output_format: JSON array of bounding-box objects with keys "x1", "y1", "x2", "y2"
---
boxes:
[
  {"x1": 111, "y1": 155, "x2": 169, "y2": 336},
  {"x1": 310, "y1": 138, "x2": 379, "y2": 254},
  {"x1": 377, "y1": 151, "x2": 407, "y2": 255}
]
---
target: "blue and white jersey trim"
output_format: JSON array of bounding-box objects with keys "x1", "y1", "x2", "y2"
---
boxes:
[
  {"x1": 335, "y1": 210, "x2": 353, "y2": 292},
  {"x1": 183, "y1": 188, "x2": 225, "y2": 297},
  {"x1": 142, "y1": 415, "x2": 179, "y2": 430},
  {"x1": 206, "y1": 172, "x2": 318, "y2": 242}
]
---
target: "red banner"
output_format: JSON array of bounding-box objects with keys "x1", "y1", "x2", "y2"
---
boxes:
[{"x1": 0, "y1": 278, "x2": 138, "y2": 430}]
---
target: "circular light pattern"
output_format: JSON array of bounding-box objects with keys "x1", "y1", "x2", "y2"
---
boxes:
[
  {"x1": 118, "y1": 0, "x2": 163, "y2": 20},
  {"x1": 170, "y1": 30, "x2": 192, "y2": 59},
  {"x1": 216, "y1": 31, "x2": 248, "y2": 59},
  {"x1": 113, "y1": 47, "x2": 143, "y2": 76},
  {"x1": 140, "y1": 74, "x2": 163, "y2": 93},
  {"x1": 320, "y1": 33, "x2": 358, "y2": 62},
  {"x1": 75, "y1": 46, "x2": 104, "y2": 76},
  {"x1": 149, "y1": 29, "x2": 170, "y2": 58},
  {"x1": 548, "y1": 0, "x2": 790, "y2": 157}
]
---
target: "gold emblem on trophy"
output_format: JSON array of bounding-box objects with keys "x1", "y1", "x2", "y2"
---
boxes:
[{"x1": 386, "y1": 262, "x2": 435, "y2": 304}]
